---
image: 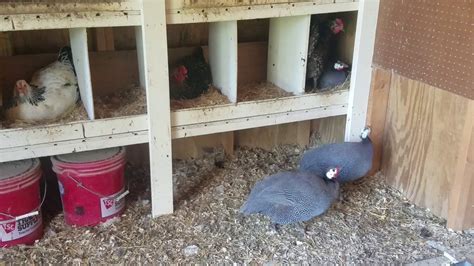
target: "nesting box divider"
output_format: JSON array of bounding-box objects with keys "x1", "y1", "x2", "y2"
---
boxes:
[
  {"x1": 69, "y1": 28, "x2": 95, "y2": 120},
  {"x1": 135, "y1": 26, "x2": 146, "y2": 89},
  {"x1": 208, "y1": 21, "x2": 238, "y2": 103},
  {"x1": 267, "y1": 15, "x2": 311, "y2": 95}
]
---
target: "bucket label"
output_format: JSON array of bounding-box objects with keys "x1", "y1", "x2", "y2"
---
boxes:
[
  {"x1": 0, "y1": 214, "x2": 41, "y2": 242},
  {"x1": 100, "y1": 189, "x2": 125, "y2": 218}
]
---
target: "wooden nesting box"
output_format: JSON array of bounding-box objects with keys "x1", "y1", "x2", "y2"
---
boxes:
[{"x1": 0, "y1": 0, "x2": 380, "y2": 218}]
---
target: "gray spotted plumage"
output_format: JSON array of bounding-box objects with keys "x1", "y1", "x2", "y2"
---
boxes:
[
  {"x1": 318, "y1": 69, "x2": 349, "y2": 90},
  {"x1": 299, "y1": 131, "x2": 373, "y2": 183},
  {"x1": 240, "y1": 171, "x2": 340, "y2": 225}
]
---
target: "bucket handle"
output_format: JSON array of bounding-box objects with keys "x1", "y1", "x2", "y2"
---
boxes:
[
  {"x1": 0, "y1": 177, "x2": 47, "y2": 221},
  {"x1": 65, "y1": 172, "x2": 129, "y2": 202}
]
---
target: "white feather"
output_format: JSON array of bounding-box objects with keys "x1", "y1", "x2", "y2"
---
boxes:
[{"x1": 6, "y1": 60, "x2": 79, "y2": 123}]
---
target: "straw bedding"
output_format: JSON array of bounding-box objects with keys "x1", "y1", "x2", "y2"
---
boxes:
[{"x1": 0, "y1": 135, "x2": 472, "y2": 264}]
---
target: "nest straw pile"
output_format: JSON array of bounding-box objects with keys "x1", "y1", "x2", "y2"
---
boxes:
[
  {"x1": 170, "y1": 86, "x2": 230, "y2": 111},
  {"x1": 1, "y1": 86, "x2": 147, "y2": 129},
  {"x1": 238, "y1": 82, "x2": 294, "y2": 102},
  {"x1": 1, "y1": 134, "x2": 472, "y2": 264}
]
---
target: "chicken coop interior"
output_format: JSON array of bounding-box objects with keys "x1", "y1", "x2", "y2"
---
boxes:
[{"x1": 0, "y1": 0, "x2": 473, "y2": 264}]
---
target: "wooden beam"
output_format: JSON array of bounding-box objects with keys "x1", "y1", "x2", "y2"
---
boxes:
[
  {"x1": 140, "y1": 0, "x2": 174, "y2": 217},
  {"x1": 345, "y1": 0, "x2": 380, "y2": 141},
  {"x1": 447, "y1": 100, "x2": 474, "y2": 230},
  {"x1": 366, "y1": 67, "x2": 391, "y2": 175}
]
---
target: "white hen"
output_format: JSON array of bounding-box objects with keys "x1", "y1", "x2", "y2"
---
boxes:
[{"x1": 4, "y1": 46, "x2": 79, "y2": 123}]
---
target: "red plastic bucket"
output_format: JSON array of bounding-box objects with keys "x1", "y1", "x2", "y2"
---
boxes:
[
  {"x1": 0, "y1": 158, "x2": 43, "y2": 248},
  {"x1": 51, "y1": 147, "x2": 128, "y2": 227}
]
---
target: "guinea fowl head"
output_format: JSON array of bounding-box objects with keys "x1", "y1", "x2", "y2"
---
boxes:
[
  {"x1": 360, "y1": 126, "x2": 371, "y2": 140},
  {"x1": 334, "y1": 60, "x2": 349, "y2": 71},
  {"x1": 14, "y1": 80, "x2": 31, "y2": 98},
  {"x1": 330, "y1": 18, "x2": 344, "y2": 34},
  {"x1": 172, "y1": 65, "x2": 188, "y2": 84},
  {"x1": 326, "y1": 167, "x2": 342, "y2": 180}
]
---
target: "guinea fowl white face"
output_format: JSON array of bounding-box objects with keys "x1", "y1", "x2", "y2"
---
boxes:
[
  {"x1": 334, "y1": 61, "x2": 349, "y2": 71},
  {"x1": 361, "y1": 127, "x2": 371, "y2": 139},
  {"x1": 326, "y1": 167, "x2": 341, "y2": 180}
]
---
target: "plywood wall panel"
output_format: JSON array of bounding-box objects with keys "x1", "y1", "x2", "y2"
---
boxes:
[
  {"x1": 374, "y1": 0, "x2": 473, "y2": 100},
  {"x1": 382, "y1": 73, "x2": 472, "y2": 220}
]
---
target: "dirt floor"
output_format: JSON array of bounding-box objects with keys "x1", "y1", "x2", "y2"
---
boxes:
[{"x1": 1, "y1": 139, "x2": 473, "y2": 264}]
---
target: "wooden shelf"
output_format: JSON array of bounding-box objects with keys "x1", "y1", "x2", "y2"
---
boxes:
[
  {"x1": 0, "y1": 90, "x2": 347, "y2": 162},
  {"x1": 166, "y1": 1, "x2": 359, "y2": 24},
  {"x1": 0, "y1": 1, "x2": 358, "y2": 31},
  {"x1": 0, "y1": 2, "x2": 141, "y2": 31}
]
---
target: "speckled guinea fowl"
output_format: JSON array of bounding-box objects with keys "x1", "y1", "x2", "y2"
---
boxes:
[
  {"x1": 240, "y1": 170, "x2": 340, "y2": 225},
  {"x1": 299, "y1": 127, "x2": 373, "y2": 183}
]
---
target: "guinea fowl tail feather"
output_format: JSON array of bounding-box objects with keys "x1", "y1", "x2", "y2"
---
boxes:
[{"x1": 58, "y1": 46, "x2": 77, "y2": 75}]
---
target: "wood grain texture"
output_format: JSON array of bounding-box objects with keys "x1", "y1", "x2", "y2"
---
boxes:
[
  {"x1": 374, "y1": 0, "x2": 473, "y2": 99},
  {"x1": 172, "y1": 132, "x2": 234, "y2": 159},
  {"x1": 94, "y1": 28, "x2": 115, "y2": 51},
  {"x1": 447, "y1": 100, "x2": 474, "y2": 230},
  {"x1": 311, "y1": 115, "x2": 346, "y2": 144},
  {"x1": 235, "y1": 121, "x2": 310, "y2": 150},
  {"x1": 366, "y1": 67, "x2": 391, "y2": 175},
  {"x1": 166, "y1": 0, "x2": 311, "y2": 10},
  {"x1": 382, "y1": 73, "x2": 472, "y2": 221}
]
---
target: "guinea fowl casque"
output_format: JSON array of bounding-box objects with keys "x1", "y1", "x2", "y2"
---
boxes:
[
  {"x1": 169, "y1": 47, "x2": 213, "y2": 100},
  {"x1": 240, "y1": 168, "x2": 341, "y2": 226},
  {"x1": 306, "y1": 17, "x2": 344, "y2": 92},
  {"x1": 4, "y1": 46, "x2": 79, "y2": 123},
  {"x1": 299, "y1": 127, "x2": 373, "y2": 183}
]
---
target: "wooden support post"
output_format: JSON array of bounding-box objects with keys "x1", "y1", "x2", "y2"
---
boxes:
[
  {"x1": 69, "y1": 28, "x2": 95, "y2": 120},
  {"x1": 448, "y1": 100, "x2": 474, "y2": 230},
  {"x1": 345, "y1": 0, "x2": 380, "y2": 141},
  {"x1": 365, "y1": 68, "x2": 391, "y2": 175},
  {"x1": 140, "y1": 0, "x2": 174, "y2": 217},
  {"x1": 209, "y1": 21, "x2": 238, "y2": 103},
  {"x1": 267, "y1": 15, "x2": 311, "y2": 95},
  {"x1": 135, "y1": 26, "x2": 146, "y2": 89}
]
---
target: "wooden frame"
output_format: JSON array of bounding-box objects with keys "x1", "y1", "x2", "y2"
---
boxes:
[
  {"x1": 139, "y1": 0, "x2": 174, "y2": 216},
  {"x1": 344, "y1": 0, "x2": 380, "y2": 141},
  {"x1": 0, "y1": 0, "x2": 380, "y2": 219}
]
